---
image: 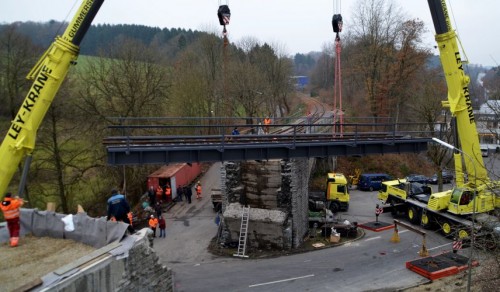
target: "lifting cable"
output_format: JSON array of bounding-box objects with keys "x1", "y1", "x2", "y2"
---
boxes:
[
  {"x1": 332, "y1": 0, "x2": 343, "y2": 137},
  {"x1": 217, "y1": 0, "x2": 231, "y2": 47},
  {"x1": 217, "y1": 1, "x2": 231, "y2": 118}
]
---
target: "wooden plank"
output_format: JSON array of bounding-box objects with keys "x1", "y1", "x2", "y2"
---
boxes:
[{"x1": 54, "y1": 241, "x2": 121, "y2": 275}]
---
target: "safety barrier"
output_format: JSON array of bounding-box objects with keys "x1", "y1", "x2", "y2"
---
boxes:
[{"x1": 0, "y1": 208, "x2": 128, "y2": 248}]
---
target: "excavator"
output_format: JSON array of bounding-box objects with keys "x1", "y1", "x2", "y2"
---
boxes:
[
  {"x1": 379, "y1": 0, "x2": 500, "y2": 242},
  {"x1": 0, "y1": 0, "x2": 105, "y2": 197}
]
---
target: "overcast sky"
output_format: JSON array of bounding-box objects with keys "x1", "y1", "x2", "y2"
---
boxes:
[{"x1": 1, "y1": 0, "x2": 498, "y2": 66}]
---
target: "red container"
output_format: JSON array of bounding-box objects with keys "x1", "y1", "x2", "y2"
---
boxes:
[{"x1": 147, "y1": 163, "x2": 201, "y2": 201}]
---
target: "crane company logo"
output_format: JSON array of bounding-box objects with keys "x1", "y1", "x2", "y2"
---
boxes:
[
  {"x1": 8, "y1": 65, "x2": 51, "y2": 140},
  {"x1": 463, "y1": 87, "x2": 475, "y2": 124},
  {"x1": 455, "y1": 52, "x2": 475, "y2": 124},
  {"x1": 68, "y1": 0, "x2": 94, "y2": 39}
]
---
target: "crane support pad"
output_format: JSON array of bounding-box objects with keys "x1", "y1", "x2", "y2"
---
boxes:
[
  {"x1": 406, "y1": 252, "x2": 479, "y2": 280},
  {"x1": 358, "y1": 221, "x2": 394, "y2": 232}
]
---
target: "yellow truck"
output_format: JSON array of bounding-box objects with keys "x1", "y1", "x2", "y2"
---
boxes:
[{"x1": 309, "y1": 173, "x2": 350, "y2": 213}]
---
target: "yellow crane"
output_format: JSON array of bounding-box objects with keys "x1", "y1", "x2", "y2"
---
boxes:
[{"x1": 0, "y1": 0, "x2": 105, "y2": 197}]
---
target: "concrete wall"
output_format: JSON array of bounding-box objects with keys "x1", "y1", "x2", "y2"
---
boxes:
[
  {"x1": 16, "y1": 210, "x2": 174, "y2": 291},
  {"x1": 224, "y1": 203, "x2": 288, "y2": 249},
  {"x1": 40, "y1": 229, "x2": 173, "y2": 292}
]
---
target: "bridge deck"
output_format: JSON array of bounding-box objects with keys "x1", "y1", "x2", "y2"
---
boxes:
[{"x1": 104, "y1": 119, "x2": 442, "y2": 165}]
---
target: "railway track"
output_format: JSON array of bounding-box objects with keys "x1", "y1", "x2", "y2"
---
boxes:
[{"x1": 103, "y1": 131, "x2": 413, "y2": 147}]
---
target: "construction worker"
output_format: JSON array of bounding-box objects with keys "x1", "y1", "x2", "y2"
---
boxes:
[
  {"x1": 185, "y1": 185, "x2": 193, "y2": 204},
  {"x1": 1, "y1": 193, "x2": 24, "y2": 247},
  {"x1": 158, "y1": 215, "x2": 166, "y2": 238},
  {"x1": 263, "y1": 116, "x2": 271, "y2": 134},
  {"x1": 148, "y1": 186, "x2": 156, "y2": 206},
  {"x1": 165, "y1": 183, "x2": 172, "y2": 202},
  {"x1": 107, "y1": 189, "x2": 134, "y2": 233},
  {"x1": 177, "y1": 185, "x2": 184, "y2": 202},
  {"x1": 155, "y1": 185, "x2": 163, "y2": 202},
  {"x1": 155, "y1": 202, "x2": 162, "y2": 218},
  {"x1": 196, "y1": 181, "x2": 202, "y2": 199},
  {"x1": 149, "y1": 215, "x2": 159, "y2": 237},
  {"x1": 127, "y1": 212, "x2": 133, "y2": 228}
]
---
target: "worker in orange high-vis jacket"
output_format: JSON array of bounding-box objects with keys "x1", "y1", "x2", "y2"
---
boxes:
[
  {"x1": 149, "y1": 215, "x2": 159, "y2": 237},
  {"x1": 196, "y1": 181, "x2": 202, "y2": 199},
  {"x1": 155, "y1": 185, "x2": 163, "y2": 202},
  {"x1": 263, "y1": 116, "x2": 271, "y2": 134},
  {"x1": 165, "y1": 184, "x2": 172, "y2": 202},
  {"x1": 1, "y1": 193, "x2": 24, "y2": 247}
]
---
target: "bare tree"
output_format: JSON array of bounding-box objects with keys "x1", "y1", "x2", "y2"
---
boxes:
[
  {"x1": 481, "y1": 66, "x2": 500, "y2": 99},
  {"x1": 382, "y1": 19, "x2": 430, "y2": 124},
  {"x1": 76, "y1": 37, "x2": 172, "y2": 201},
  {"x1": 349, "y1": 0, "x2": 404, "y2": 122},
  {"x1": 253, "y1": 42, "x2": 294, "y2": 117},
  {"x1": 30, "y1": 79, "x2": 105, "y2": 213},
  {"x1": 410, "y1": 66, "x2": 453, "y2": 191},
  {"x1": 0, "y1": 25, "x2": 43, "y2": 203},
  {"x1": 77, "y1": 37, "x2": 171, "y2": 126},
  {"x1": 310, "y1": 43, "x2": 335, "y2": 91},
  {"x1": 168, "y1": 33, "x2": 226, "y2": 134},
  {"x1": 0, "y1": 25, "x2": 42, "y2": 119},
  {"x1": 228, "y1": 57, "x2": 268, "y2": 121}
]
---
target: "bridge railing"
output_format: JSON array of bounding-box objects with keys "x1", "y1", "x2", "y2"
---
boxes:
[{"x1": 104, "y1": 117, "x2": 448, "y2": 148}]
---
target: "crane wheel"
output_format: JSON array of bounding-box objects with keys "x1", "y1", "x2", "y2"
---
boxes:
[
  {"x1": 440, "y1": 219, "x2": 454, "y2": 238},
  {"x1": 420, "y1": 213, "x2": 432, "y2": 229},
  {"x1": 407, "y1": 206, "x2": 420, "y2": 224},
  {"x1": 457, "y1": 228, "x2": 469, "y2": 240}
]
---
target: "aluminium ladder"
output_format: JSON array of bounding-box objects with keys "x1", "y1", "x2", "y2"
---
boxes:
[{"x1": 233, "y1": 206, "x2": 250, "y2": 258}]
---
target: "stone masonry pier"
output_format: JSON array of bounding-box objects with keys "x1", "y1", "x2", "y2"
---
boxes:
[{"x1": 220, "y1": 158, "x2": 313, "y2": 249}]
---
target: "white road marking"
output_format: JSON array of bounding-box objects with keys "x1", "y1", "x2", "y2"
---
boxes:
[
  {"x1": 249, "y1": 274, "x2": 315, "y2": 288},
  {"x1": 363, "y1": 229, "x2": 409, "y2": 242},
  {"x1": 428, "y1": 242, "x2": 452, "y2": 251}
]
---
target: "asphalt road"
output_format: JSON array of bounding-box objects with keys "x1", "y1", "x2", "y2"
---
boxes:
[{"x1": 154, "y1": 162, "x2": 463, "y2": 292}]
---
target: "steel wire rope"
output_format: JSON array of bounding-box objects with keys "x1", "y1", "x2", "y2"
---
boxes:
[
  {"x1": 332, "y1": 0, "x2": 344, "y2": 137},
  {"x1": 446, "y1": 0, "x2": 470, "y2": 63},
  {"x1": 54, "y1": 0, "x2": 81, "y2": 38}
]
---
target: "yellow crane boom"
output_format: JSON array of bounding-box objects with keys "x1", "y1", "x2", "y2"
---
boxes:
[{"x1": 0, "y1": 0, "x2": 105, "y2": 196}]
